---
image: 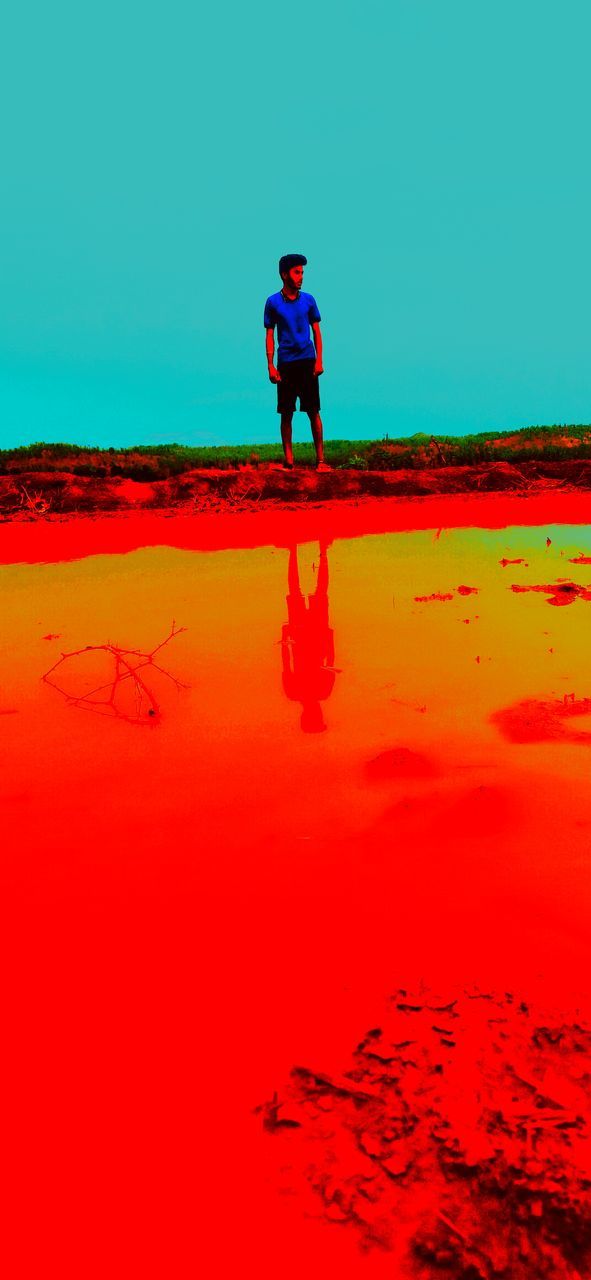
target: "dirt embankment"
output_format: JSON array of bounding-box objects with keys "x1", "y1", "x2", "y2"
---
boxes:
[{"x1": 4, "y1": 459, "x2": 591, "y2": 520}]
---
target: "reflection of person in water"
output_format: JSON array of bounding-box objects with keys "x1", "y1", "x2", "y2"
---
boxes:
[{"x1": 281, "y1": 541, "x2": 338, "y2": 732}]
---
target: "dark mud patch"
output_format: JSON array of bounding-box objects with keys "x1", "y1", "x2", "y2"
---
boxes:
[
  {"x1": 510, "y1": 580, "x2": 591, "y2": 607},
  {"x1": 492, "y1": 696, "x2": 591, "y2": 744},
  {"x1": 260, "y1": 987, "x2": 591, "y2": 1277},
  {"x1": 365, "y1": 748, "x2": 440, "y2": 781}
]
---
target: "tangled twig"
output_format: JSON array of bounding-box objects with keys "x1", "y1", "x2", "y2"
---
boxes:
[
  {"x1": 42, "y1": 621, "x2": 188, "y2": 724},
  {"x1": 18, "y1": 484, "x2": 52, "y2": 515}
]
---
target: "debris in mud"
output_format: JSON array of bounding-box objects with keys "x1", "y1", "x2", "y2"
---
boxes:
[
  {"x1": 414, "y1": 592, "x2": 454, "y2": 603},
  {"x1": 499, "y1": 557, "x2": 528, "y2": 568},
  {"x1": 16, "y1": 483, "x2": 52, "y2": 517},
  {"x1": 260, "y1": 987, "x2": 591, "y2": 1278},
  {"x1": 415, "y1": 586, "x2": 480, "y2": 604},
  {"x1": 491, "y1": 695, "x2": 591, "y2": 744},
  {"x1": 256, "y1": 1091, "x2": 302, "y2": 1134},
  {"x1": 42, "y1": 621, "x2": 187, "y2": 724},
  {"x1": 510, "y1": 580, "x2": 591, "y2": 607},
  {"x1": 570, "y1": 554, "x2": 591, "y2": 565},
  {"x1": 389, "y1": 696, "x2": 428, "y2": 714}
]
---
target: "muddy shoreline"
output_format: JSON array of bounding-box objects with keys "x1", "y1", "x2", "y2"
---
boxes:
[{"x1": 4, "y1": 457, "x2": 591, "y2": 520}]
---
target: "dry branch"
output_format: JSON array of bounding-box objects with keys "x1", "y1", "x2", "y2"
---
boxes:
[
  {"x1": 42, "y1": 621, "x2": 187, "y2": 724},
  {"x1": 18, "y1": 484, "x2": 52, "y2": 516}
]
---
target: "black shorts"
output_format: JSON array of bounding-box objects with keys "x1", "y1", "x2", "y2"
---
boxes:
[{"x1": 277, "y1": 358, "x2": 321, "y2": 415}]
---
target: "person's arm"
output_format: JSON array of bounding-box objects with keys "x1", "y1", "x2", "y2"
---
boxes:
[
  {"x1": 311, "y1": 322, "x2": 323, "y2": 376},
  {"x1": 266, "y1": 327, "x2": 281, "y2": 382}
]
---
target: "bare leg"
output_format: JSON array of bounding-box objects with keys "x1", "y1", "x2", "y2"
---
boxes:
[
  {"x1": 281, "y1": 414, "x2": 294, "y2": 466},
  {"x1": 308, "y1": 411, "x2": 324, "y2": 464},
  {"x1": 288, "y1": 545, "x2": 301, "y2": 595},
  {"x1": 315, "y1": 543, "x2": 329, "y2": 596}
]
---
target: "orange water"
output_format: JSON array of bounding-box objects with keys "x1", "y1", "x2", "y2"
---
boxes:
[{"x1": 2, "y1": 513, "x2": 591, "y2": 1276}]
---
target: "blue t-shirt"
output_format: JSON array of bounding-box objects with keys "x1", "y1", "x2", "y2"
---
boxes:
[{"x1": 263, "y1": 290, "x2": 321, "y2": 363}]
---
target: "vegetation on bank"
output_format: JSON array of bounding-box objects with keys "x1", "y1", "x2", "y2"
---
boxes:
[{"x1": 2, "y1": 425, "x2": 591, "y2": 478}]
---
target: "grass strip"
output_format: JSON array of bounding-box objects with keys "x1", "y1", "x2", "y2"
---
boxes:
[{"x1": 2, "y1": 425, "x2": 591, "y2": 478}]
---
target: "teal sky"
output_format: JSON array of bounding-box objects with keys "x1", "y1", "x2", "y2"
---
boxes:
[{"x1": 1, "y1": 1, "x2": 590, "y2": 449}]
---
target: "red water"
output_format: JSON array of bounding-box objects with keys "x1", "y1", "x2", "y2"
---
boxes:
[{"x1": 1, "y1": 496, "x2": 591, "y2": 1277}]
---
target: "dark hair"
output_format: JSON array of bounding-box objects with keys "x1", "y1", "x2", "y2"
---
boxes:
[{"x1": 279, "y1": 253, "x2": 307, "y2": 278}]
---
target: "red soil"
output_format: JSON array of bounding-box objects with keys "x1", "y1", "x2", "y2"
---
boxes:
[{"x1": 2, "y1": 456, "x2": 591, "y2": 526}]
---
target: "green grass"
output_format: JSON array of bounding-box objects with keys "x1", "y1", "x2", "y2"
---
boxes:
[{"x1": 2, "y1": 425, "x2": 591, "y2": 478}]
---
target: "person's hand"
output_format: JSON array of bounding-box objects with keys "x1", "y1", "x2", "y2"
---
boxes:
[
  {"x1": 313, "y1": 361, "x2": 324, "y2": 377},
  {"x1": 268, "y1": 365, "x2": 281, "y2": 383}
]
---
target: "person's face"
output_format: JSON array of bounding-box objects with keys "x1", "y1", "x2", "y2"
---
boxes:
[{"x1": 284, "y1": 265, "x2": 304, "y2": 291}]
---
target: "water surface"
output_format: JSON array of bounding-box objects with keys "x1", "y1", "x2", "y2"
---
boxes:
[{"x1": 2, "y1": 514, "x2": 591, "y2": 1276}]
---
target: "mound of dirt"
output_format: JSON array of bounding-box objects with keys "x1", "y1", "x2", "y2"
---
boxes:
[
  {"x1": 365, "y1": 748, "x2": 440, "y2": 780},
  {"x1": 260, "y1": 987, "x2": 591, "y2": 1278}
]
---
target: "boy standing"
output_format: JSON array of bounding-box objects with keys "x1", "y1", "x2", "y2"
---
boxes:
[{"x1": 264, "y1": 253, "x2": 330, "y2": 471}]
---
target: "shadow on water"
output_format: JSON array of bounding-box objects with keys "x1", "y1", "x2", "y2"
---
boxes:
[{"x1": 280, "y1": 540, "x2": 340, "y2": 733}]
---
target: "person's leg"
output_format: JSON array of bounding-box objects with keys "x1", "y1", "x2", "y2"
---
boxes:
[
  {"x1": 277, "y1": 363, "x2": 295, "y2": 467},
  {"x1": 315, "y1": 542, "x2": 329, "y2": 597},
  {"x1": 301, "y1": 362, "x2": 328, "y2": 469},
  {"x1": 288, "y1": 544, "x2": 301, "y2": 595},
  {"x1": 281, "y1": 414, "x2": 294, "y2": 467},
  {"x1": 308, "y1": 411, "x2": 329, "y2": 468}
]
